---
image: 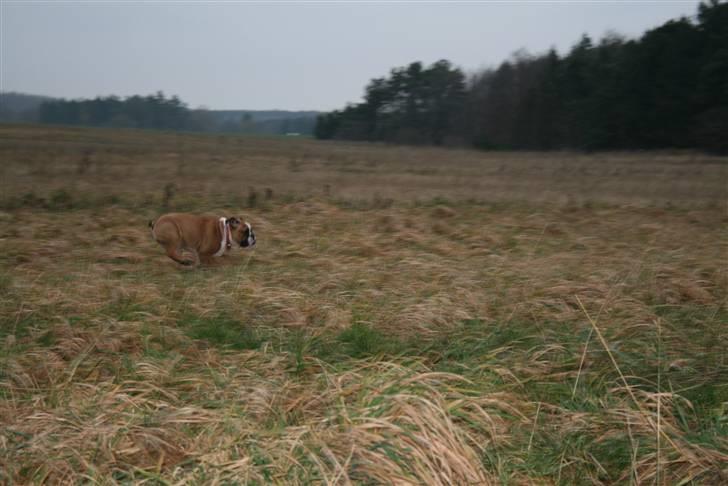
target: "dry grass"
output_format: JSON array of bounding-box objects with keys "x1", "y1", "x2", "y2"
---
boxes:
[
  {"x1": 1, "y1": 124, "x2": 726, "y2": 484},
  {"x1": 1, "y1": 124, "x2": 726, "y2": 209}
]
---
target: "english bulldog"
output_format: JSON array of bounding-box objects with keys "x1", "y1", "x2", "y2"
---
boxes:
[{"x1": 149, "y1": 213, "x2": 256, "y2": 266}]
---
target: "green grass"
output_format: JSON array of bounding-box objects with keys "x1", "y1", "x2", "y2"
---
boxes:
[
  {"x1": 180, "y1": 313, "x2": 265, "y2": 350},
  {"x1": 336, "y1": 322, "x2": 406, "y2": 358}
]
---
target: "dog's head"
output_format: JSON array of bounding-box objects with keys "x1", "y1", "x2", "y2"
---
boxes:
[{"x1": 226, "y1": 217, "x2": 256, "y2": 248}]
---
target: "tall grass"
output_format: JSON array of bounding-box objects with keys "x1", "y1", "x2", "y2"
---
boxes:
[{"x1": 0, "y1": 124, "x2": 726, "y2": 484}]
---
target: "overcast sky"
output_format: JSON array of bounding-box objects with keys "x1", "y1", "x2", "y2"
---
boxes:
[{"x1": 1, "y1": 1, "x2": 698, "y2": 111}]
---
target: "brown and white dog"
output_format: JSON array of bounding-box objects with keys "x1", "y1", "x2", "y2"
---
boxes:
[{"x1": 149, "y1": 213, "x2": 255, "y2": 266}]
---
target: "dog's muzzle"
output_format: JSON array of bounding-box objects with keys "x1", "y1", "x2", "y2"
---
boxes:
[{"x1": 241, "y1": 223, "x2": 256, "y2": 248}]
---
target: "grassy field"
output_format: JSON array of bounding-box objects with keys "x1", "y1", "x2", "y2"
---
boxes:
[{"x1": 1, "y1": 124, "x2": 726, "y2": 484}]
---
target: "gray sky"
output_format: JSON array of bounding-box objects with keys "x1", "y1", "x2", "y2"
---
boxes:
[{"x1": 1, "y1": 1, "x2": 698, "y2": 111}]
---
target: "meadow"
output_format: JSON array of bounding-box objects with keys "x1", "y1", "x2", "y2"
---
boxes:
[{"x1": 0, "y1": 124, "x2": 726, "y2": 484}]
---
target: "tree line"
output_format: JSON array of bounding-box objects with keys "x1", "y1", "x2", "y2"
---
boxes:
[
  {"x1": 315, "y1": 1, "x2": 728, "y2": 153},
  {"x1": 39, "y1": 92, "x2": 193, "y2": 130},
  {"x1": 29, "y1": 92, "x2": 317, "y2": 135}
]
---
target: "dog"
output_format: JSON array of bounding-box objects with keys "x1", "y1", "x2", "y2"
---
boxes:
[{"x1": 149, "y1": 213, "x2": 255, "y2": 266}]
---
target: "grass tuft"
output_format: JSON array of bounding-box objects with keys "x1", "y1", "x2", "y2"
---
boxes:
[{"x1": 180, "y1": 313, "x2": 264, "y2": 350}]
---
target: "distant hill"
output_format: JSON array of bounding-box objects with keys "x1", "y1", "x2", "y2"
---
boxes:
[
  {"x1": 213, "y1": 110, "x2": 320, "y2": 123},
  {"x1": 0, "y1": 92, "x2": 320, "y2": 135},
  {"x1": 0, "y1": 92, "x2": 58, "y2": 122},
  {"x1": 209, "y1": 109, "x2": 320, "y2": 135}
]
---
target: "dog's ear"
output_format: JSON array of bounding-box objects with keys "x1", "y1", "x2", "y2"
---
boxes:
[{"x1": 226, "y1": 217, "x2": 241, "y2": 228}]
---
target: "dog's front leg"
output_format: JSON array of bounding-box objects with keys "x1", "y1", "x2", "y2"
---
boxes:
[
  {"x1": 200, "y1": 254, "x2": 216, "y2": 265},
  {"x1": 164, "y1": 245, "x2": 197, "y2": 267}
]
